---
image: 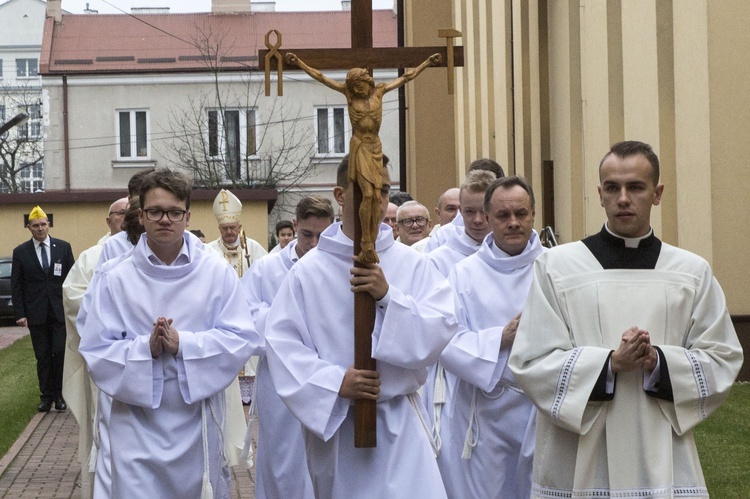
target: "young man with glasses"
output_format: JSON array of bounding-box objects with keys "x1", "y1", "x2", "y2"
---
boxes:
[
  {"x1": 80, "y1": 169, "x2": 260, "y2": 498},
  {"x1": 395, "y1": 200, "x2": 432, "y2": 247}
]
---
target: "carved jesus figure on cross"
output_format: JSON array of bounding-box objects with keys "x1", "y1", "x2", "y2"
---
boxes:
[{"x1": 285, "y1": 52, "x2": 441, "y2": 264}]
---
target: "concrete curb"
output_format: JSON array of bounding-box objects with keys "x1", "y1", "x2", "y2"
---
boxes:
[{"x1": 0, "y1": 411, "x2": 45, "y2": 479}]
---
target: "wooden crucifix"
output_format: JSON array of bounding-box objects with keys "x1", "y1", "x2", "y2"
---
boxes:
[{"x1": 259, "y1": 1, "x2": 463, "y2": 448}]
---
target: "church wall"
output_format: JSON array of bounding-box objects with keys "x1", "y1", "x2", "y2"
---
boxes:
[
  {"x1": 546, "y1": 0, "x2": 585, "y2": 243},
  {"x1": 706, "y1": 0, "x2": 750, "y2": 314},
  {"x1": 404, "y1": 0, "x2": 460, "y2": 212},
  {"x1": 407, "y1": 0, "x2": 749, "y2": 317}
]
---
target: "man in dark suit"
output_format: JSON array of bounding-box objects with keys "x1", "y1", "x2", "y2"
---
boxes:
[{"x1": 12, "y1": 206, "x2": 75, "y2": 412}]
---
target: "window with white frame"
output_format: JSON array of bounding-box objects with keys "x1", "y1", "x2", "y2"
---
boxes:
[
  {"x1": 315, "y1": 106, "x2": 347, "y2": 156},
  {"x1": 17, "y1": 122, "x2": 28, "y2": 140},
  {"x1": 20, "y1": 162, "x2": 44, "y2": 193},
  {"x1": 12, "y1": 103, "x2": 42, "y2": 140},
  {"x1": 29, "y1": 103, "x2": 42, "y2": 120},
  {"x1": 117, "y1": 109, "x2": 150, "y2": 160},
  {"x1": 28, "y1": 104, "x2": 42, "y2": 139},
  {"x1": 16, "y1": 58, "x2": 38, "y2": 78},
  {"x1": 207, "y1": 108, "x2": 258, "y2": 180}
]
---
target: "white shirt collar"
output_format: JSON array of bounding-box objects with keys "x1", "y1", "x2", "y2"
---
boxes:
[
  {"x1": 145, "y1": 235, "x2": 191, "y2": 266},
  {"x1": 604, "y1": 223, "x2": 653, "y2": 249},
  {"x1": 33, "y1": 236, "x2": 51, "y2": 249}
]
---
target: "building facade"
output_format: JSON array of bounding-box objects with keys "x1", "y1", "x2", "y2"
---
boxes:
[
  {"x1": 0, "y1": 0, "x2": 47, "y2": 194},
  {"x1": 9, "y1": 2, "x2": 400, "y2": 255}
]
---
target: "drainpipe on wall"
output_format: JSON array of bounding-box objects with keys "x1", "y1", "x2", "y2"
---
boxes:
[
  {"x1": 397, "y1": 0, "x2": 406, "y2": 193},
  {"x1": 63, "y1": 75, "x2": 71, "y2": 192}
]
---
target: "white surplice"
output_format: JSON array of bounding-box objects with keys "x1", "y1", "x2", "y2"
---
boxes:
[
  {"x1": 81, "y1": 237, "x2": 137, "y2": 499},
  {"x1": 440, "y1": 231, "x2": 543, "y2": 498},
  {"x1": 423, "y1": 227, "x2": 482, "y2": 457},
  {"x1": 62, "y1": 242, "x2": 105, "y2": 499},
  {"x1": 206, "y1": 236, "x2": 267, "y2": 278},
  {"x1": 427, "y1": 228, "x2": 481, "y2": 277},
  {"x1": 79, "y1": 232, "x2": 260, "y2": 498},
  {"x1": 424, "y1": 211, "x2": 464, "y2": 253},
  {"x1": 95, "y1": 230, "x2": 132, "y2": 268},
  {"x1": 508, "y1": 233, "x2": 743, "y2": 499},
  {"x1": 239, "y1": 240, "x2": 315, "y2": 499},
  {"x1": 265, "y1": 223, "x2": 457, "y2": 499},
  {"x1": 207, "y1": 236, "x2": 266, "y2": 377},
  {"x1": 80, "y1": 232, "x2": 250, "y2": 497}
]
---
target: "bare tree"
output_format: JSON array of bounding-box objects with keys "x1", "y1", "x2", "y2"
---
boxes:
[
  {"x1": 159, "y1": 22, "x2": 318, "y2": 199},
  {"x1": 0, "y1": 83, "x2": 44, "y2": 193}
]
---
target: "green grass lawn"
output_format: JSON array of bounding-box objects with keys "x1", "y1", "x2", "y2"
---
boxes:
[
  {"x1": 695, "y1": 382, "x2": 750, "y2": 497},
  {"x1": 0, "y1": 335, "x2": 39, "y2": 458}
]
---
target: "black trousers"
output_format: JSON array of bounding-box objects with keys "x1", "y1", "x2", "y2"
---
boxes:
[{"x1": 28, "y1": 317, "x2": 66, "y2": 403}]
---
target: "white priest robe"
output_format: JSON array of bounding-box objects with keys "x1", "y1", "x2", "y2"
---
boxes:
[
  {"x1": 82, "y1": 239, "x2": 137, "y2": 499},
  {"x1": 95, "y1": 230, "x2": 132, "y2": 268},
  {"x1": 265, "y1": 223, "x2": 457, "y2": 499},
  {"x1": 427, "y1": 228, "x2": 481, "y2": 277},
  {"x1": 240, "y1": 240, "x2": 315, "y2": 499},
  {"x1": 423, "y1": 228, "x2": 482, "y2": 454},
  {"x1": 440, "y1": 231, "x2": 543, "y2": 499},
  {"x1": 80, "y1": 232, "x2": 261, "y2": 498},
  {"x1": 80, "y1": 233, "x2": 249, "y2": 497},
  {"x1": 424, "y1": 211, "x2": 464, "y2": 253},
  {"x1": 62, "y1": 242, "x2": 105, "y2": 499},
  {"x1": 508, "y1": 228, "x2": 743, "y2": 499},
  {"x1": 208, "y1": 236, "x2": 266, "y2": 377},
  {"x1": 206, "y1": 236, "x2": 267, "y2": 278}
]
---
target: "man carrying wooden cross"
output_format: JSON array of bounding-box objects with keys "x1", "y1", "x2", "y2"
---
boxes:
[{"x1": 265, "y1": 155, "x2": 457, "y2": 498}]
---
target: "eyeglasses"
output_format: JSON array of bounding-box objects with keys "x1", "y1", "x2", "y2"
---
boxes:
[
  {"x1": 109, "y1": 210, "x2": 127, "y2": 216},
  {"x1": 143, "y1": 209, "x2": 187, "y2": 222},
  {"x1": 398, "y1": 217, "x2": 428, "y2": 228}
]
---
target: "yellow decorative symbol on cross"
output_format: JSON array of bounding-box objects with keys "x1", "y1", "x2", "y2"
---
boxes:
[
  {"x1": 264, "y1": 30, "x2": 284, "y2": 96},
  {"x1": 219, "y1": 191, "x2": 230, "y2": 211}
]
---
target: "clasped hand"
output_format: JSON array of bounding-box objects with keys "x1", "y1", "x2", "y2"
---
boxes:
[
  {"x1": 150, "y1": 317, "x2": 179, "y2": 358},
  {"x1": 611, "y1": 326, "x2": 657, "y2": 373}
]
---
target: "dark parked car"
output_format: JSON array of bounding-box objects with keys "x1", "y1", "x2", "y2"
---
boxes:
[{"x1": 0, "y1": 258, "x2": 14, "y2": 319}]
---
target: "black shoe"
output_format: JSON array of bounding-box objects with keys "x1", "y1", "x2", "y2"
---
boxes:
[
  {"x1": 37, "y1": 401, "x2": 52, "y2": 412},
  {"x1": 54, "y1": 398, "x2": 67, "y2": 411}
]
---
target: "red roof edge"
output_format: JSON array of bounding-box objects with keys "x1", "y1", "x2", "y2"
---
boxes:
[
  {"x1": 39, "y1": 17, "x2": 55, "y2": 75},
  {"x1": 0, "y1": 188, "x2": 278, "y2": 205}
]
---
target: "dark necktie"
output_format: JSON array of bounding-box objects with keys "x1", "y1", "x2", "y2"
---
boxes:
[{"x1": 40, "y1": 242, "x2": 49, "y2": 272}]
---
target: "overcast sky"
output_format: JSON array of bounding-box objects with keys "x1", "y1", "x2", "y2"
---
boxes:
[{"x1": 61, "y1": 0, "x2": 394, "y2": 14}]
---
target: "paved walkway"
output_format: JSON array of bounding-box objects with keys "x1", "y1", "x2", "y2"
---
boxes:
[{"x1": 0, "y1": 326, "x2": 256, "y2": 498}]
